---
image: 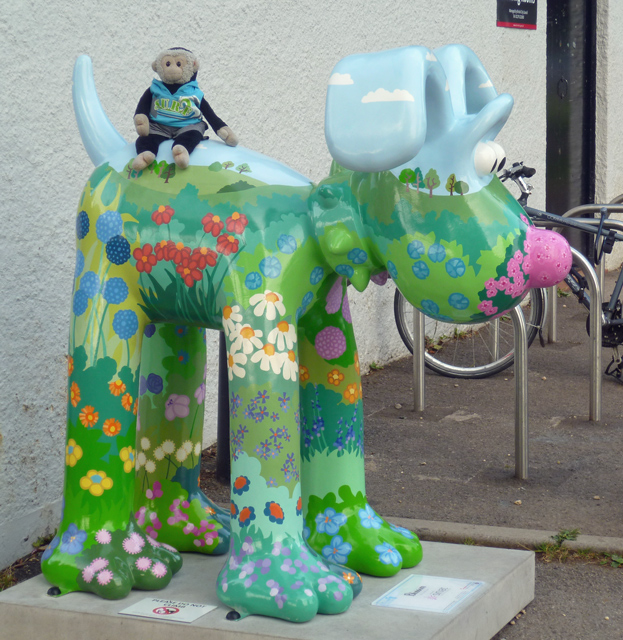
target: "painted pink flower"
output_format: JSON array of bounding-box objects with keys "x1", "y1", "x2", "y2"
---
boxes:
[
  {"x1": 478, "y1": 300, "x2": 499, "y2": 316},
  {"x1": 130, "y1": 532, "x2": 145, "y2": 547},
  {"x1": 97, "y1": 569, "x2": 113, "y2": 585},
  {"x1": 135, "y1": 557, "x2": 152, "y2": 571},
  {"x1": 146, "y1": 481, "x2": 163, "y2": 500},
  {"x1": 325, "y1": 278, "x2": 343, "y2": 314},
  {"x1": 151, "y1": 562, "x2": 167, "y2": 578},
  {"x1": 90, "y1": 558, "x2": 109, "y2": 572},
  {"x1": 194, "y1": 382, "x2": 206, "y2": 405},
  {"x1": 82, "y1": 566, "x2": 95, "y2": 583},
  {"x1": 165, "y1": 394, "x2": 190, "y2": 420},
  {"x1": 161, "y1": 542, "x2": 178, "y2": 552},
  {"x1": 95, "y1": 529, "x2": 112, "y2": 545},
  {"x1": 122, "y1": 536, "x2": 143, "y2": 554},
  {"x1": 135, "y1": 506, "x2": 147, "y2": 526},
  {"x1": 146, "y1": 535, "x2": 161, "y2": 547}
]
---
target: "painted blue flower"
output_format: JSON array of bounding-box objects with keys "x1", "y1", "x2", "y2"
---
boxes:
[
  {"x1": 259, "y1": 256, "x2": 282, "y2": 279},
  {"x1": 177, "y1": 350, "x2": 189, "y2": 364},
  {"x1": 41, "y1": 534, "x2": 60, "y2": 561},
  {"x1": 407, "y1": 240, "x2": 425, "y2": 259},
  {"x1": 302, "y1": 291, "x2": 313, "y2": 307},
  {"x1": 79, "y1": 271, "x2": 100, "y2": 298},
  {"x1": 76, "y1": 210, "x2": 90, "y2": 239},
  {"x1": 428, "y1": 243, "x2": 446, "y2": 263},
  {"x1": 315, "y1": 507, "x2": 347, "y2": 535},
  {"x1": 375, "y1": 542, "x2": 401, "y2": 566},
  {"x1": 139, "y1": 375, "x2": 148, "y2": 395},
  {"x1": 146, "y1": 373, "x2": 163, "y2": 394},
  {"x1": 446, "y1": 258, "x2": 466, "y2": 278},
  {"x1": 421, "y1": 299, "x2": 440, "y2": 316},
  {"x1": 412, "y1": 261, "x2": 430, "y2": 279},
  {"x1": 359, "y1": 504, "x2": 382, "y2": 529},
  {"x1": 387, "y1": 260, "x2": 398, "y2": 279},
  {"x1": 310, "y1": 266, "x2": 324, "y2": 285},
  {"x1": 336, "y1": 264, "x2": 354, "y2": 278},
  {"x1": 74, "y1": 250, "x2": 85, "y2": 279},
  {"x1": 144, "y1": 324, "x2": 156, "y2": 338},
  {"x1": 448, "y1": 292, "x2": 470, "y2": 310},
  {"x1": 73, "y1": 290, "x2": 89, "y2": 316},
  {"x1": 95, "y1": 210, "x2": 123, "y2": 243},
  {"x1": 389, "y1": 523, "x2": 415, "y2": 539},
  {"x1": 60, "y1": 523, "x2": 87, "y2": 555},
  {"x1": 112, "y1": 309, "x2": 138, "y2": 340},
  {"x1": 245, "y1": 271, "x2": 262, "y2": 290},
  {"x1": 348, "y1": 248, "x2": 368, "y2": 264},
  {"x1": 322, "y1": 535, "x2": 352, "y2": 565},
  {"x1": 106, "y1": 235, "x2": 131, "y2": 265},
  {"x1": 175, "y1": 325, "x2": 188, "y2": 336},
  {"x1": 303, "y1": 525, "x2": 311, "y2": 540},
  {"x1": 102, "y1": 277, "x2": 128, "y2": 304},
  {"x1": 277, "y1": 234, "x2": 297, "y2": 254}
]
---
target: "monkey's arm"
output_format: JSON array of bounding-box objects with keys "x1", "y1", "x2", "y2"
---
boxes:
[
  {"x1": 200, "y1": 98, "x2": 238, "y2": 146},
  {"x1": 134, "y1": 88, "x2": 153, "y2": 136}
]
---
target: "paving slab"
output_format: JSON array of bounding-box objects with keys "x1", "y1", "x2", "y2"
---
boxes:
[{"x1": 0, "y1": 541, "x2": 533, "y2": 640}]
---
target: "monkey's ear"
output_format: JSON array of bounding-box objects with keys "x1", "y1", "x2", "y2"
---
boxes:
[
  {"x1": 193, "y1": 59, "x2": 199, "y2": 73},
  {"x1": 151, "y1": 60, "x2": 158, "y2": 72}
]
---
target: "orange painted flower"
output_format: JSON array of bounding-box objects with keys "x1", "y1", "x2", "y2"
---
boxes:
[
  {"x1": 151, "y1": 205, "x2": 174, "y2": 225},
  {"x1": 67, "y1": 355, "x2": 74, "y2": 377},
  {"x1": 133, "y1": 398, "x2": 138, "y2": 415},
  {"x1": 79, "y1": 405, "x2": 99, "y2": 428},
  {"x1": 327, "y1": 369, "x2": 344, "y2": 386},
  {"x1": 102, "y1": 418, "x2": 122, "y2": 436},
  {"x1": 70, "y1": 381, "x2": 81, "y2": 408},
  {"x1": 342, "y1": 571, "x2": 355, "y2": 584},
  {"x1": 300, "y1": 366, "x2": 310, "y2": 382},
  {"x1": 354, "y1": 351, "x2": 360, "y2": 375},
  {"x1": 216, "y1": 234, "x2": 239, "y2": 255},
  {"x1": 133, "y1": 244, "x2": 157, "y2": 273},
  {"x1": 109, "y1": 379, "x2": 126, "y2": 396},
  {"x1": 191, "y1": 246, "x2": 217, "y2": 269},
  {"x1": 201, "y1": 212, "x2": 224, "y2": 237},
  {"x1": 226, "y1": 211, "x2": 248, "y2": 234},
  {"x1": 343, "y1": 383, "x2": 359, "y2": 404},
  {"x1": 121, "y1": 393, "x2": 133, "y2": 411}
]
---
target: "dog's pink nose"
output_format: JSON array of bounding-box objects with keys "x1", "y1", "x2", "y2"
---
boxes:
[{"x1": 523, "y1": 226, "x2": 572, "y2": 288}]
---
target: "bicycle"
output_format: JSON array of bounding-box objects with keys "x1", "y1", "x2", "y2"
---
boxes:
[{"x1": 394, "y1": 162, "x2": 623, "y2": 380}]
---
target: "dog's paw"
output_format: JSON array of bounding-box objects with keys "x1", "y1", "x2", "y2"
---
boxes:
[
  {"x1": 305, "y1": 487, "x2": 423, "y2": 577},
  {"x1": 217, "y1": 535, "x2": 357, "y2": 621}
]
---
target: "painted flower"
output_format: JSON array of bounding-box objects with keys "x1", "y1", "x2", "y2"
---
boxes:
[
  {"x1": 267, "y1": 321, "x2": 296, "y2": 351},
  {"x1": 152, "y1": 205, "x2": 175, "y2": 225},
  {"x1": 144, "y1": 460, "x2": 156, "y2": 473},
  {"x1": 238, "y1": 506, "x2": 256, "y2": 528},
  {"x1": 259, "y1": 256, "x2": 282, "y2": 279},
  {"x1": 310, "y1": 266, "x2": 324, "y2": 284},
  {"x1": 412, "y1": 261, "x2": 430, "y2": 279},
  {"x1": 282, "y1": 350, "x2": 298, "y2": 381},
  {"x1": 375, "y1": 542, "x2": 401, "y2": 566},
  {"x1": 315, "y1": 507, "x2": 347, "y2": 535},
  {"x1": 132, "y1": 244, "x2": 157, "y2": 274},
  {"x1": 249, "y1": 290, "x2": 286, "y2": 320},
  {"x1": 343, "y1": 383, "x2": 359, "y2": 404},
  {"x1": 201, "y1": 212, "x2": 224, "y2": 236},
  {"x1": 251, "y1": 343, "x2": 283, "y2": 374},
  {"x1": 448, "y1": 292, "x2": 470, "y2": 310},
  {"x1": 421, "y1": 299, "x2": 440, "y2": 316},
  {"x1": 155, "y1": 239, "x2": 174, "y2": 261},
  {"x1": 95, "y1": 529, "x2": 112, "y2": 544},
  {"x1": 192, "y1": 246, "x2": 217, "y2": 269},
  {"x1": 177, "y1": 350, "x2": 190, "y2": 364},
  {"x1": 194, "y1": 382, "x2": 206, "y2": 405},
  {"x1": 389, "y1": 523, "x2": 415, "y2": 539},
  {"x1": 231, "y1": 324, "x2": 263, "y2": 354},
  {"x1": 73, "y1": 290, "x2": 89, "y2": 316},
  {"x1": 162, "y1": 440, "x2": 175, "y2": 455},
  {"x1": 135, "y1": 557, "x2": 152, "y2": 571},
  {"x1": 96, "y1": 210, "x2": 123, "y2": 242},
  {"x1": 327, "y1": 369, "x2": 344, "y2": 386},
  {"x1": 121, "y1": 393, "x2": 133, "y2": 411},
  {"x1": 347, "y1": 248, "x2": 368, "y2": 264},
  {"x1": 74, "y1": 250, "x2": 85, "y2": 279},
  {"x1": 169, "y1": 242, "x2": 191, "y2": 265},
  {"x1": 264, "y1": 501, "x2": 285, "y2": 524},
  {"x1": 152, "y1": 562, "x2": 168, "y2": 578},
  {"x1": 226, "y1": 211, "x2": 248, "y2": 234},
  {"x1": 222, "y1": 305, "x2": 243, "y2": 336},
  {"x1": 407, "y1": 239, "x2": 426, "y2": 259},
  {"x1": 175, "y1": 447, "x2": 189, "y2": 463},
  {"x1": 165, "y1": 394, "x2": 190, "y2": 420},
  {"x1": 112, "y1": 309, "x2": 139, "y2": 340},
  {"x1": 102, "y1": 418, "x2": 121, "y2": 437},
  {"x1": 65, "y1": 439, "x2": 83, "y2": 467},
  {"x1": 299, "y1": 366, "x2": 309, "y2": 382},
  {"x1": 176, "y1": 255, "x2": 203, "y2": 287},
  {"x1": 227, "y1": 349, "x2": 247, "y2": 380},
  {"x1": 354, "y1": 351, "x2": 360, "y2": 375},
  {"x1": 102, "y1": 277, "x2": 129, "y2": 305},
  {"x1": 109, "y1": 379, "x2": 126, "y2": 396},
  {"x1": 245, "y1": 271, "x2": 263, "y2": 290},
  {"x1": 278, "y1": 234, "x2": 297, "y2": 254},
  {"x1": 322, "y1": 535, "x2": 352, "y2": 565},
  {"x1": 106, "y1": 235, "x2": 131, "y2": 265},
  {"x1": 80, "y1": 470, "x2": 114, "y2": 496},
  {"x1": 428, "y1": 243, "x2": 446, "y2": 263},
  {"x1": 119, "y1": 446, "x2": 135, "y2": 473},
  {"x1": 216, "y1": 233, "x2": 239, "y2": 255},
  {"x1": 67, "y1": 355, "x2": 74, "y2": 377},
  {"x1": 68, "y1": 381, "x2": 81, "y2": 408},
  {"x1": 446, "y1": 257, "x2": 466, "y2": 278},
  {"x1": 77, "y1": 405, "x2": 98, "y2": 429},
  {"x1": 76, "y1": 210, "x2": 90, "y2": 239},
  {"x1": 122, "y1": 535, "x2": 145, "y2": 555},
  {"x1": 315, "y1": 326, "x2": 347, "y2": 360},
  {"x1": 60, "y1": 523, "x2": 87, "y2": 555},
  {"x1": 146, "y1": 373, "x2": 163, "y2": 394},
  {"x1": 359, "y1": 504, "x2": 382, "y2": 529},
  {"x1": 233, "y1": 475, "x2": 250, "y2": 495}
]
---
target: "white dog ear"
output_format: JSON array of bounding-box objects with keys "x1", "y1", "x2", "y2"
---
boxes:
[{"x1": 324, "y1": 46, "x2": 453, "y2": 173}]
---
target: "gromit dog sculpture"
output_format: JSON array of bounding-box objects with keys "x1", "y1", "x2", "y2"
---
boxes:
[{"x1": 42, "y1": 45, "x2": 571, "y2": 622}]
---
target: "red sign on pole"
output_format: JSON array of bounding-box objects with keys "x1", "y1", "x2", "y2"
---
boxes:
[{"x1": 497, "y1": 0, "x2": 537, "y2": 30}]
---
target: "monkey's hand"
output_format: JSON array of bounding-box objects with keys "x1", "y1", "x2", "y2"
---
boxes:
[
  {"x1": 217, "y1": 126, "x2": 239, "y2": 147},
  {"x1": 134, "y1": 114, "x2": 150, "y2": 137}
]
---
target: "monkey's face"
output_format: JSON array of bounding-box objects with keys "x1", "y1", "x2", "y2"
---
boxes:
[{"x1": 159, "y1": 55, "x2": 188, "y2": 83}]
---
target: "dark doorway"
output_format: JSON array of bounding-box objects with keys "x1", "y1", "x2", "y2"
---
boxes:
[{"x1": 546, "y1": 0, "x2": 597, "y2": 250}]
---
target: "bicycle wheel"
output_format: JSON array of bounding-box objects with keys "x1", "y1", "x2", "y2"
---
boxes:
[{"x1": 393, "y1": 287, "x2": 545, "y2": 379}]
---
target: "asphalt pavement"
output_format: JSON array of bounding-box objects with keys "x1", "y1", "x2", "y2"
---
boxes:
[{"x1": 362, "y1": 273, "x2": 623, "y2": 639}]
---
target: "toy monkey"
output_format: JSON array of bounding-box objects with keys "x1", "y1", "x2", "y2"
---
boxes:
[{"x1": 133, "y1": 47, "x2": 238, "y2": 171}]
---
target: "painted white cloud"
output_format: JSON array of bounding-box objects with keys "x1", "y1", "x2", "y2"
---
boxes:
[
  {"x1": 426, "y1": 52, "x2": 437, "y2": 62},
  {"x1": 361, "y1": 88, "x2": 415, "y2": 103},
  {"x1": 329, "y1": 72, "x2": 354, "y2": 85},
  {"x1": 479, "y1": 80, "x2": 493, "y2": 89}
]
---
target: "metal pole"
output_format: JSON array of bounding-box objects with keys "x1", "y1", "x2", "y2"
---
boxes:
[
  {"x1": 216, "y1": 331, "x2": 231, "y2": 482},
  {"x1": 511, "y1": 306, "x2": 529, "y2": 480},
  {"x1": 546, "y1": 286, "x2": 557, "y2": 343},
  {"x1": 570, "y1": 249, "x2": 602, "y2": 422},
  {"x1": 413, "y1": 307, "x2": 425, "y2": 411},
  {"x1": 488, "y1": 319, "x2": 500, "y2": 362}
]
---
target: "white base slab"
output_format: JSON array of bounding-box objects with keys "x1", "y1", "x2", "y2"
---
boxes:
[{"x1": 0, "y1": 541, "x2": 534, "y2": 640}]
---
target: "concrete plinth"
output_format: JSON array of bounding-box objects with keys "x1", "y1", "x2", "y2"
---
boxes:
[{"x1": 0, "y1": 541, "x2": 534, "y2": 640}]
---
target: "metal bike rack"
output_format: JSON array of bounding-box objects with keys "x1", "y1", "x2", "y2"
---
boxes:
[{"x1": 412, "y1": 305, "x2": 530, "y2": 479}]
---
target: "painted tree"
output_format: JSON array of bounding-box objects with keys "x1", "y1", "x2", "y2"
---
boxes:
[
  {"x1": 222, "y1": 161, "x2": 234, "y2": 170},
  {"x1": 399, "y1": 168, "x2": 416, "y2": 192},
  {"x1": 445, "y1": 173, "x2": 457, "y2": 196},
  {"x1": 159, "y1": 163, "x2": 177, "y2": 184},
  {"x1": 413, "y1": 167, "x2": 424, "y2": 193},
  {"x1": 424, "y1": 168, "x2": 440, "y2": 198},
  {"x1": 236, "y1": 163, "x2": 252, "y2": 175},
  {"x1": 455, "y1": 180, "x2": 470, "y2": 196}
]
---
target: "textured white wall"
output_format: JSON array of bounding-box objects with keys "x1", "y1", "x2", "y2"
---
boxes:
[{"x1": 0, "y1": 0, "x2": 548, "y2": 569}]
